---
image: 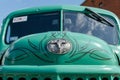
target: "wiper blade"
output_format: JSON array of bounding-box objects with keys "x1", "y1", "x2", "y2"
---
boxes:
[{"x1": 84, "y1": 8, "x2": 114, "y2": 27}]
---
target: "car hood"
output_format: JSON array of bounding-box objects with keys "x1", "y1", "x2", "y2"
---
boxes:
[{"x1": 2, "y1": 31, "x2": 118, "y2": 65}]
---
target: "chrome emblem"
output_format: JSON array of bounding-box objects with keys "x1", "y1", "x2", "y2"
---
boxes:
[{"x1": 47, "y1": 39, "x2": 71, "y2": 54}]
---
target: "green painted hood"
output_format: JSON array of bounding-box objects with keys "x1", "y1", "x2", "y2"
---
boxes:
[{"x1": 3, "y1": 32, "x2": 118, "y2": 65}]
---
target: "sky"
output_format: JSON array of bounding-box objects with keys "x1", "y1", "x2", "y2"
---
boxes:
[{"x1": 0, "y1": 0, "x2": 85, "y2": 24}]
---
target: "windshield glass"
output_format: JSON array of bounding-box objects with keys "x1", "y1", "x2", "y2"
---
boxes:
[
  {"x1": 63, "y1": 11, "x2": 118, "y2": 45},
  {"x1": 6, "y1": 12, "x2": 60, "y2": 43}
]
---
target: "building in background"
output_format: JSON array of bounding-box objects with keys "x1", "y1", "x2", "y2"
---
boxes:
[{"x1": 81, "y1": 0, "x2": 120, "y2": 18}]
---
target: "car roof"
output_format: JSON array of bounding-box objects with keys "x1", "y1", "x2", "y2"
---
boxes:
[{"x1": 5, "y1": 5, "x2": 117, "y2": 18}]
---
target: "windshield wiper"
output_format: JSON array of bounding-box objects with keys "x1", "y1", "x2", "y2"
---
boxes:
[{"x1": 84, "y1": 8, "x2": 114, "y2": 27}]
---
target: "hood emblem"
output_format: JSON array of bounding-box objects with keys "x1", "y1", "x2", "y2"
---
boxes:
[{"x1": 47, "y1": 39, "x2": 72, "y2": 54}]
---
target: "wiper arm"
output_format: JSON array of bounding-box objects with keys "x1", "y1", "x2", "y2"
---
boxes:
[{"x1": 84, "y1": 8, "x2": 114, "y2": 27}]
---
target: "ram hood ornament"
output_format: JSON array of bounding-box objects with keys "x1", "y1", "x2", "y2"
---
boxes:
[{"x1": 47, "y1": 39, "x2": 72, "y2": 54}]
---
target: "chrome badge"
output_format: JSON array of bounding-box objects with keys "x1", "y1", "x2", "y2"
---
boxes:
[{"x1": 47, "y1": 39, "x2": 72, "y2": 54}]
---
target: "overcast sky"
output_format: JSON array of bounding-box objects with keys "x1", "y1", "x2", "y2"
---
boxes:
[{"x1": 0, "y1": 0, "x2": 85, "y2": 24}]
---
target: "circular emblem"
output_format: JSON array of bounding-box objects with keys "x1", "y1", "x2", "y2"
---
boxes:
[{"x1": 47, "y1": 39, "x2": 72, "y2": 54}]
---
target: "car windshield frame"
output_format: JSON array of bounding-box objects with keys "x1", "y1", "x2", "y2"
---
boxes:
[
  {"x1": 5, "y1": 11, "x2": 60, "y2": 44},
  {"x1": 5, "y1": 10, "x2": 119, "y2": 45},
  {"x1": 63, "y1": 11, "x2": 119, "y2": 45}
]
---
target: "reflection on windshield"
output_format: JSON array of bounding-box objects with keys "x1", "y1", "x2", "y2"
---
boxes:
[
  {"x1": 64, "y1": 11, "x2": 118, "y2": 44},
  {"x1": 6, "y1": 12, "x2": 60, "y2": 43}
]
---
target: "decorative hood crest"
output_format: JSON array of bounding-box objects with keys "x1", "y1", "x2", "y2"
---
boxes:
[{"x1": 47, "y1": 39, "x2": 72, "y2": 54}]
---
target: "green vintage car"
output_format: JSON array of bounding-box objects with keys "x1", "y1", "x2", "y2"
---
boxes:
[{"x1": 0, "y1": 5, "x2": 120, "y2": 80}]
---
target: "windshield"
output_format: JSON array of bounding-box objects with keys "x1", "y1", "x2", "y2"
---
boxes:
[
  {"x1": 63, "y1": 11, "x2": 118, "y2": 45},
  {"x1": 6, "y1": 12, "x2": 60, "y2": 43},
  {"x1": 6, "y1": 11, "x2": 118, "y2": 45}
]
